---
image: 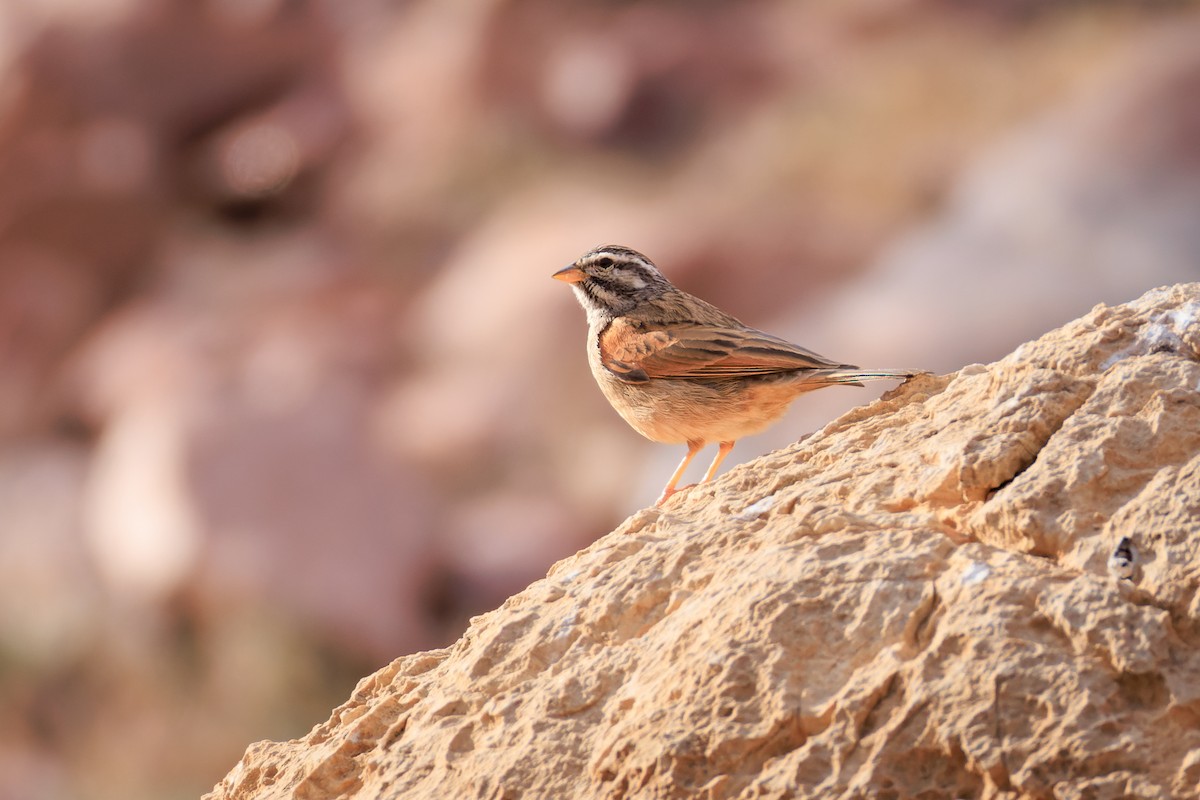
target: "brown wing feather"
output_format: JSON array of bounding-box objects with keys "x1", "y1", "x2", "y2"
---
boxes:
[{"x1": 600, "y1": 319, "x2": 851, "y2": 382}]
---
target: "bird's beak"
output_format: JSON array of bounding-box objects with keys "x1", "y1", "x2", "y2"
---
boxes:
[{"x1": 552, "y1": 264, "x2": 586, "y2": 283}]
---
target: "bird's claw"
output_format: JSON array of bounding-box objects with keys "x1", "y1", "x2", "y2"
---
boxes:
[{"x1": 655, "y1": 483, "x2": 697, "y2": 507}]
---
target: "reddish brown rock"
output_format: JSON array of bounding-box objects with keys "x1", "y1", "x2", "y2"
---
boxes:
[{"x1": 206, "y1": 284, "x2": 1200, "y2": 799}]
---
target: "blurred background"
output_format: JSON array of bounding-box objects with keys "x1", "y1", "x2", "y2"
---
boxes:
[{"x1": 1, "y1": 0, "x2": 1198, "y2": 798}]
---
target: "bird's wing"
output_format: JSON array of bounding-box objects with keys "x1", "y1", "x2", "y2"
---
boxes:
[{"x1": 599, "y1": 319, "x2": 849, "y2": 382}]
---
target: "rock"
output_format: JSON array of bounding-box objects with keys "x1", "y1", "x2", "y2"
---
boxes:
[
  {"x1": 68, "y1": 264, "x2": 444, "y2": 658},
  {"x1": 206, "y1": 282, "x2": 1200, "y2": 798}
]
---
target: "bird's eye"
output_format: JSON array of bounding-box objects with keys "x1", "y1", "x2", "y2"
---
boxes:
[{"x1": 596, "y1": 257, "x2": 614, "y2": 269}]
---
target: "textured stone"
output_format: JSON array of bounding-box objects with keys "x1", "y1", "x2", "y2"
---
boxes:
[{"x1": 207, "y1": 283, "x2": 1200, "y2": 799}]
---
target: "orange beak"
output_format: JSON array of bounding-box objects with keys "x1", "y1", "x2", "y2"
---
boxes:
[{"x1": 552, "y1": 265, "x2": 586, "y2": 283}]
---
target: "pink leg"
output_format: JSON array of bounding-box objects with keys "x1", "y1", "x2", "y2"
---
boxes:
[
  {"x1": 701, "y1": 441, "x2": 735, "y2": 483},
  {"x1": 655, "y1": 440, "x2": 705, "y2": 506}
]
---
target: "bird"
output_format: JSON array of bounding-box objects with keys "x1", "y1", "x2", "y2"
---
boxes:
[{"x1": 553, "y1": 244, "x2": 918, "y2": 506}]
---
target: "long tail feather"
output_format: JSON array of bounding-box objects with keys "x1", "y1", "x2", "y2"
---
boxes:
[{"x1": 804, "y1": 367, "x2": 922, "y2": 387}]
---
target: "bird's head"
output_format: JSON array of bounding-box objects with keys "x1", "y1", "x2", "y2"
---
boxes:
[{"x1": 553, "y1": 245, "x2": 672, "y2": 323}]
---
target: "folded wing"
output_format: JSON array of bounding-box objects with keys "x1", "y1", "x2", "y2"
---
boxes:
[{"x1": 600, "y1": 320, "x2": 853, "y2": 383}]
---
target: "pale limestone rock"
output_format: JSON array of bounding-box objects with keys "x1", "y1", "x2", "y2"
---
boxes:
[{"x1": 207, "y1": 283, "x2": 1200, "y2": 800}]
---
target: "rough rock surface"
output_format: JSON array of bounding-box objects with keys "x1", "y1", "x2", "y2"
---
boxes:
[{"x1": 207, "y1": 284, "x2": 1200, "y2": 800}]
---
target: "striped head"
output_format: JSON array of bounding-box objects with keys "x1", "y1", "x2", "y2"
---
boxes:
[{"x1": 553, "y1": 245, "x2": 673, "y2": 325}]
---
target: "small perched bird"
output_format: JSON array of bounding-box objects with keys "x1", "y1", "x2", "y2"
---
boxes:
[{"x1": 554, "y1": 245, "x2": 917, "y2": 506}]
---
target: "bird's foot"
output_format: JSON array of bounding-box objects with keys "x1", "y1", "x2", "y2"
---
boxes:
[{"x1": 655, "y1": 483, "x2": 698, "y2": 507}]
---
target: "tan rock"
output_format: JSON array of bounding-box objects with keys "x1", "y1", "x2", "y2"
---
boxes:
[{"x1": 206, "y1": 283, "x2": 1200, "y2": 800}]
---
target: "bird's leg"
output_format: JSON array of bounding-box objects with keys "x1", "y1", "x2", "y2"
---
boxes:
[
  {"x1": 655, "y1": 439, "x2": 705, "y2": 506},
  {"x1": 701, "y1": 441, "x2": 735, "y2": 483}
]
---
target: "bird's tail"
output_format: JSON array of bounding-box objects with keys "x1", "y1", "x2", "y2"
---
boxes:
[{"x1": 803, "y1": 367, "x2": 922, "y2": 388}]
